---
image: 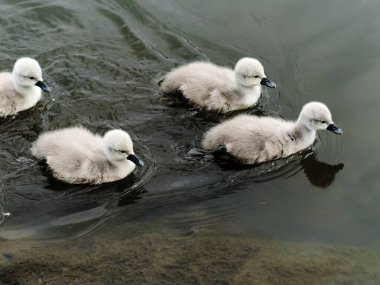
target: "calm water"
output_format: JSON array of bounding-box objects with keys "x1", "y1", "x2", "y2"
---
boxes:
[{"x1": 0, "y1": 0, "x2": 380, "y2": 281}]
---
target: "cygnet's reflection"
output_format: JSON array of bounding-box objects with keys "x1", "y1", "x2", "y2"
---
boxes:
[
  {"x1": 193, "y1": 147, "x2": 344, "y2": 189},
  {"x1": 300, "y1": 152, "x2": 344, "y2": 188}
]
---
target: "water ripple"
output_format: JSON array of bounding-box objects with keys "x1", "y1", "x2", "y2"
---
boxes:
[{"x1": 0, "y1": 0, "x2": 349, "y2": 246}]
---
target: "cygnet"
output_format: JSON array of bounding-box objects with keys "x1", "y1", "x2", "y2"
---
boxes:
[
  {"x1": 202, "y1": 102, "x2": 343, "y2": 164},
  {"x1": 31, "y1": 127, "x2": 144, "y2": 184},
  {"x1": 158, "y1": 57, "x2": 276, "y2": 113},
  {"x1": 0, "y1": 57, "x2": 51, "y2": 117}
]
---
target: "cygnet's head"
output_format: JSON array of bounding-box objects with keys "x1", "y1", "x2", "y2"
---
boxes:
[
  {"x1": 103, "y1": 129, "x2": 144, "y2": 166},
  {"x1": 234, "y1": 57, "x2": 276, "y2": 89},
  {"x1": 12, "y1": 57, "x2": 51, "y2": 92},
  {"x1": 298, "y1": 102, "x2": 343, "y2": 135}
]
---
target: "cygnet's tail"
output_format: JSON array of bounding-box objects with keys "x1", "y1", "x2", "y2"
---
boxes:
[
  {"x1": 30, "y1": 143, "x2": 43, "y2": 159},
  {"x1": 185, "y1": 145, "x2": 227, "y2": 159},
  {"x1": 30, "y1": 137, "x2": 53, "y2": 160},
  {"x1": 157, "y1": 75, "x2": 184, "y2": 94}
]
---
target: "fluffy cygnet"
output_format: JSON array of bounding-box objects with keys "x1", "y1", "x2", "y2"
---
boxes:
[
  {"x1": 159, "y1": 57, "x2": 276, "y2": 113},
  {"x1": 0, "y1": 57, "x2": 51, "y2": 117},
  {"x1": 202, "y1": 102, "x2": 343, "y2": 164},
  {"x1": 31, "y1": 127, "x2": 144, "y2": 184}
]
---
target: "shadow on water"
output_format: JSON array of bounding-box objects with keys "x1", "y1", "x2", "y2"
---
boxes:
[
  {"x1": 301, "y1": 152, "x2": 344, "y2": 189},
  {"x1": 196, "y1": 146, "x2": 344, "y2": 189}
]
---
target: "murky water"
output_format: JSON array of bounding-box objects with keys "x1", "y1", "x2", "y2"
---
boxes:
[{"x1": 1, "y1": 0, "x2": 380, "y2": 283}]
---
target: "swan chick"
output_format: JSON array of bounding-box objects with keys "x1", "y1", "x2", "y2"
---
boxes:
[
  {"x1": 31, "y1": 127, "x2": 144, "y2": 184},
  {"x1": 159, "y1": 57, "x2": 276, "y2": 113},
  {"x1": 202, "y1": 102, "x2": 342, "y2": 164},
  {"x1": 0, "y1": 57, "x2": 51, "y2": 117}
]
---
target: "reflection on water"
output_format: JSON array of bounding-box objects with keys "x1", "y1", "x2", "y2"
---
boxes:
[
  {"x1": 0, "y1": 0, "x2": 380, "y2": 282},
  {"x1": 301, "y1": 152, "x2": 344, "y2": 189}
]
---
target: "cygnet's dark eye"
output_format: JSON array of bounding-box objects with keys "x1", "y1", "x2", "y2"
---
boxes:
[
  {"x1": 254, "y1": 75, "x2": 259, "y2": 78},
  {"x1": 120, "y1": 150, "x2": 127, "y2": 154},
  {"x1": 321, "y1": 120, "x2": 327, "y2": 124},
  {"x1": 29, "y1": 77, "x2": 35, "y2": 80}
]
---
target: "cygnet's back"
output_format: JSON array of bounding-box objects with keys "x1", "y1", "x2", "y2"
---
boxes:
[
  {"x1": 202, "y1": 102, "x2": 342, "y2": 164},
  {"x1": 159, "y1": 58, "x2": 276, "y2": 113},
  {"x1": 31, "y1": 126, "x2": 144, "y2": 184},
  {"x1": 0, "y1": 57, "x2": 51, "y2": 117}
]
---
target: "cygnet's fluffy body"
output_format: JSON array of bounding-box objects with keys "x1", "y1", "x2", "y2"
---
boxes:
[
  {"x1": 31, "y1": 127, "x2": 144, "y2": 184},
  {"x1": 0, "y1": 57, "x2": 51, "y2": 117},
  {"x1": 159, "y1": 57, "x2": 276, "y2": 113},
  {"x1": 202, "y1": 102, "x2": 343, "y2": 164}
]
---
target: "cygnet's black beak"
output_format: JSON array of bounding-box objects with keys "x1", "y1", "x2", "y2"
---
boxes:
[
  {"x1": 260, "y1": 77, "x2": 276, "y2": 88},
  {"x1": 35, "y1": 81, "x2": 52, "y2": 93},
  {"x1": 127, "y1": 154, "x2": 144, "y2": 167},
  {"x1": 326, "y1": 124, "x2": 343, "y2": 135}
]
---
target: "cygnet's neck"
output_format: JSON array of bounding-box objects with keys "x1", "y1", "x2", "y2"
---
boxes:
[
  {"x1": 12, "y1": 78, "x2": 37, "y2": 97},
  {"x1": 292, "y1": 119, "x2": 316, "y2": 143},
  {"x1": 236, "y1": 84, "x2": 261, "y2": 106},
  {"x1": 239, "y1": 83, "x2": 260, "y2": 90},
  {"x1": 108, "y1": 156, "x2": 136, "y2": 177}
]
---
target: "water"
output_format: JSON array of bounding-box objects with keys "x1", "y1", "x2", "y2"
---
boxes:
[{"x1": 0, "y1": 0, "x2": 380, "y2": 283}]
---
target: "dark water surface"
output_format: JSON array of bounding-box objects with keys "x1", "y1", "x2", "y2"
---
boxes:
[{"x1": 0, "y1": 0, "x2": 380, "y2": 283}]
